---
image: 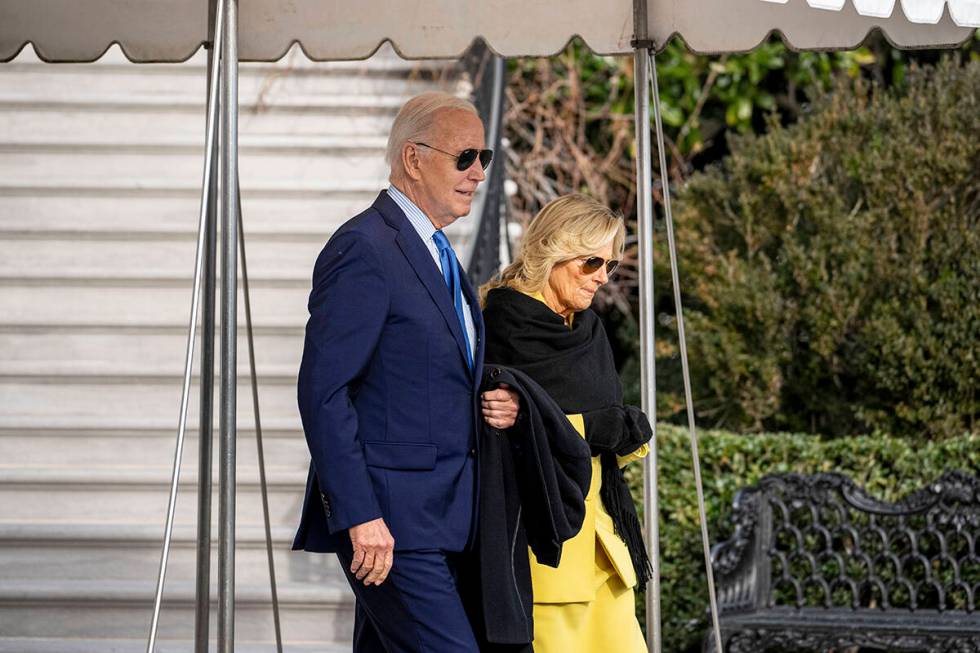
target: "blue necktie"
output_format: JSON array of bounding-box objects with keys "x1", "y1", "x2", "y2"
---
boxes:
[{"x1": 432, "y1": 230, "x2": 474, "y2": 371}]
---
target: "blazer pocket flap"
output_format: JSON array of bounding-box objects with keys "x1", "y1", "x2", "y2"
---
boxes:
[{"x1": 363, "y1": 441, "x2": 437, "y2": 470}]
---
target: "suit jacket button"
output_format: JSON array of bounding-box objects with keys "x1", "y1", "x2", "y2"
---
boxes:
[
  {"x1": 320, "y1": 493, "x2": 332, "y2": 518},
  {"x1": 490, "y1": 368, "x2": 501, "y2": 379},
  {"x1": 469, "y1": 448, "x2": 477, "y2": 457}
]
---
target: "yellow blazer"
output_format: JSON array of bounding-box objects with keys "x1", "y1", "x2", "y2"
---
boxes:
[
  {"x1": 529, "y1": 412, "x2": 649, "y2": 603},
  {"x1": 517, "y1": 290, "x2": 649, "y2": 603}
]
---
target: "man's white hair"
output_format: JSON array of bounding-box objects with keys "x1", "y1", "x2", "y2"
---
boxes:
[{"x1": 386, "y1": 92, "x2": 480, "y2": 176}]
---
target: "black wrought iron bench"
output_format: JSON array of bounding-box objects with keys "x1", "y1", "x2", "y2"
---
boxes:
[{"x1": 707, "y1": 470, "x2": 980, "y2": 652}]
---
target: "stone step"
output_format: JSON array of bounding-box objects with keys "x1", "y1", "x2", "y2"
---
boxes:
[
  {"x1": 0, "y1": 106, "x2": 400, "y2": 142},
  {"x1": 0, "y1": 133, "x2": 388, "y2": 154},
  {"x1": 0, "y1": 331, "x2": 303, "y2": 377},
  {"x1": 0, "y1": 284, "x2": 310, "y2": 328},
  {"x1": 0, "y1": 195, "x2": 370, "y2": 237},
  {"x1": 0, "y1": 89, "x2": 410, "y2": 115},
  {"x1": 0, "y1": 465, "x2": 308, "y2": 526},
  {"x1": 0, "y1": 522, "x2": 334, "y2": 586},
  {"x1": 0, "y1": 638, "x2": 349, "y2": 653},
  {"x1": 0, "y1": 417, "x2": 301, "y2": 433},
  {"x1": 0, "y1": 236, "x2": 325, "y2": 282},
  {"x1": 0, "y1": 176, "x2": 385, "y2": 199},
  {"x1": 0, "y1": 148, "x2": 387, "y2": 188},
  {"x1": 2, "y1": 68, "x2": 447, "y2": 105},
  {"x1": 0, "y1": 430, "x2": 309, "y2": 470},
  {"x1": 0, "y1": 378, "x2": 301, "y2": 425},
  {"x1": 0, "y1": 133, "x2": 387, "y2": 155},
  {"x1": 0, "y1": 323, "x2": 303, "y2": 336},
  {"x1": 0, "y1": 366, "x2": 300, "y2": 388},
  {"x1": 0, "y1": 578, "x2": 353, "y2": 641}
]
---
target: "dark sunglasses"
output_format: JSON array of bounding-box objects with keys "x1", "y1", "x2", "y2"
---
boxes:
[
  {"x1": 579, "y1": 256, "x2": 620, "y2": 275},
  {"x1": 412, "y1": 141, "x2": 494, "y2": 171}
]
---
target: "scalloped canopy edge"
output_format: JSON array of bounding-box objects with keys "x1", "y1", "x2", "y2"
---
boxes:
[{"x1": 1, "y1": 0, "x2": 973, "y2": 63}]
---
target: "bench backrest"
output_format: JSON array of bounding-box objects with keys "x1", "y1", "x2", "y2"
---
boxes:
[{"x1": 712, "y1": 470, "x2": 980, "y2": 614}]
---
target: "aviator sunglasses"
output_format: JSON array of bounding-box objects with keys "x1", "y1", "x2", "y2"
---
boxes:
[
  {"x1": 412, "y1": 142, "x2": 494, "y2": 171},
  {"x1": 579, "y1": 255, "x2": 620, "y2": 275}
]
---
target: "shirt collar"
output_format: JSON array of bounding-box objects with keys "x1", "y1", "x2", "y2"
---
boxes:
[{"x1": 387, "y1": 184, "x2": 437, "y2": 242}]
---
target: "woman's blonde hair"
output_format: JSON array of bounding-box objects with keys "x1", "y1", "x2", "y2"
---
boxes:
[{"x1": 480, "y1": 194, "x2": 625, "y2": 305}]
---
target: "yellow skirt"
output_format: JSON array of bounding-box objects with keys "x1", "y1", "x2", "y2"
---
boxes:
[{"x1": 531, "y1": 545, "x2": 646, "y2": 653}]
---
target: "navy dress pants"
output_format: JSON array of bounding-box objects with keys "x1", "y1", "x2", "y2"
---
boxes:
[{"x1": 335, "y1": 543, "x2": 479, "y2": 653}]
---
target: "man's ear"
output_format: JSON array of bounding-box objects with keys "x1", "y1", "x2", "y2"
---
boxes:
[{"x1": 402, "y1": 142, "x2": 423, "y2": 181}]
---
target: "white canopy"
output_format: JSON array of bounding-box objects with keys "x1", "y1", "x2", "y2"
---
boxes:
[
  {"x1": 1, "y1": 0, "x2": 974, "y2": 63},
  {"x1": 763, "y1": 0, "x2": 980, "y2": 26}
]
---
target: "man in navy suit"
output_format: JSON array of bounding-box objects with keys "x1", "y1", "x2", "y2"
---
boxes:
[{"x1": 294, "y1": 92, "x2": 519, "y2": 652}]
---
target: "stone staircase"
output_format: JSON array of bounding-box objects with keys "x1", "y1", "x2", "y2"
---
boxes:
[{"x1": 0, "y1": 44, "x2": 471, "y2": 652}]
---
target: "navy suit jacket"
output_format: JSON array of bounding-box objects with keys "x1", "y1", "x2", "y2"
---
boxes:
[{"x1": 293, "y1": 191, "x2": 485, "y2": 554}]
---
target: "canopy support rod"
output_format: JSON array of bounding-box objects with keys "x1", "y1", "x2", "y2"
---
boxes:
[
  {"x1": 648, "y1": 50, "x2": 724, "y2": 653},
  {"x1": 237, "y1": 188, "x2": 285, "y2": 652},
  {"x1": 633, "y1": 46, "x2": 662, "y2": 653},
  {"x1": 217, "y1": 0, "x2": 239, "y2": 650},
  {"x1": 144, "y1": 0, "x2": 225, "y2": 651}
]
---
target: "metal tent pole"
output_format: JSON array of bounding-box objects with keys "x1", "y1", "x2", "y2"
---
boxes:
[
  {"x1": 632, "y1": 12, "x2": 662, "y2": 653},
  {"x1": 217, "y1": 0, "x2": 239, "y2": 650},
  {"x1": 648, "y1": 51, "x2": 723, "y2": 653},
  {"x1": 633, "y1": 48, "x2": 662, "y2": 653},
  {"x1": 144, "y1": 1, "x2": 225, "y2": 651},
  {"x1": 194, "y1": 120, "x2": 219, "y2": 653},
  {"x1": 194, "y1": 1, "x2": 222, "y2": 648}
]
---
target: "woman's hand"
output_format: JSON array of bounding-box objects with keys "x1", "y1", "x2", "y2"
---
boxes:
[{"x1": 481, "y1": 384, "x2": 520, "y2": 429}]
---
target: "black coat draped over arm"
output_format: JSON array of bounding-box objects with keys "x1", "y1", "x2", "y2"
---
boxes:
[{"x1": 460, "y1": 365, "x2": 592, "y2": 650}]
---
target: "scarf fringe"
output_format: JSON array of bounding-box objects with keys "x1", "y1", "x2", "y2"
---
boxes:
[{"x1": 600, "y1": 453, "x2": 653, "y2": 594}]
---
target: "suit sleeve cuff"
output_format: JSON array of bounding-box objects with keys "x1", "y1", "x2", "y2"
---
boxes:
[{"x1": 324, "y1": 495, "x2": 384, "y2": 535}]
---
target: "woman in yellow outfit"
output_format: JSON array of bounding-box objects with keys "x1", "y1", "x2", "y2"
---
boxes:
[{"x1": 481, "y1": 194, "x2": 652, "y2": 653}]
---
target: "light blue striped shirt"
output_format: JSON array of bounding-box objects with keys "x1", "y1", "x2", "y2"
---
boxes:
[{"x1": 386, "y1": 185, "x2": 477, "y2": 363}]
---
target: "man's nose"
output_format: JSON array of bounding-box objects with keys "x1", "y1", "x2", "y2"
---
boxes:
[{"x1": 469, "y1": 160, "x2": 486, "y2": 183}]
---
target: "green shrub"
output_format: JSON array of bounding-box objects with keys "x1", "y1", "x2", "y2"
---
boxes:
[
  {"x1": 652, "y1": 58, "x2": 979, "y2": 438},
  {"x1": 629, "y1": 425, "x2": 980, "y2": 652}
]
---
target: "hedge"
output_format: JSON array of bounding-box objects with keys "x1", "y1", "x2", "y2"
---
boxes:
[
  {"x1": 645, "y1": 58, "x2": 980, "y2": 439},
  {"x1": 626, "y1": 425, "x2": 980, "y2": 652}
]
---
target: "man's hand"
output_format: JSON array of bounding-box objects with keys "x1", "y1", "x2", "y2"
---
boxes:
[
  {"x1": 348, "y1": 517, "x2": 394, "y2": 586},
  {"x1": 481, "y1": 383, "x2": 520, "y2": 429}
]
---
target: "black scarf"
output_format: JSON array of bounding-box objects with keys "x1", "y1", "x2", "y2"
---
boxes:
[{"x1": 482, "y1": 287, "x2": 653, "y2": 593}]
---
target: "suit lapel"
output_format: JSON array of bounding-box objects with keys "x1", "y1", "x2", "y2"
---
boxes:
[{"x1": 374, "y1": 192, "x2": 471, "y2": 369}]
